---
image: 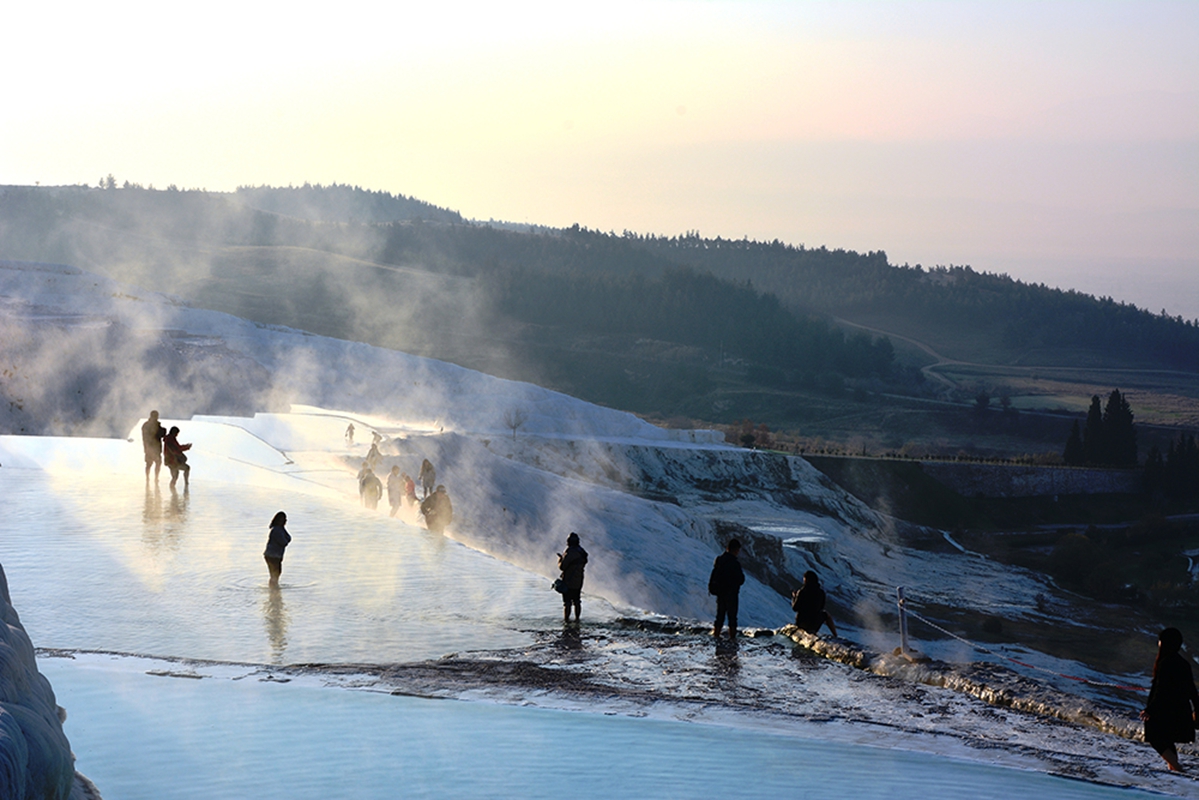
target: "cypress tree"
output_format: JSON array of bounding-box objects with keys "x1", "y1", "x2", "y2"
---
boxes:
[
  {"x1": 1101, "y1": 389, "x2": 1137, "y2": 467},
  {"x1": 1143, "y1": 445, "x2": 1164, "y2": 496}
]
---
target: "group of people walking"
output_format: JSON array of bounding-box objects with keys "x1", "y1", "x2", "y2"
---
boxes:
[{"x1": 357, "y1": 456, "x2": 453, "y2": 534}]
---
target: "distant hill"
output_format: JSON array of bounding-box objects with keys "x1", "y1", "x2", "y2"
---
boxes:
[
  {"x1": 2, "y1": 183, "x2": 1195, "y2": 458},
  {"x1": 235, "y1": 184, "x2": 464, "y2": 225}
]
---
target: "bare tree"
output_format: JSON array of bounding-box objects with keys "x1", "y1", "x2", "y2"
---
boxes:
[{"x1": 503, "y1": 408, "x2": 528, "y2": 440}]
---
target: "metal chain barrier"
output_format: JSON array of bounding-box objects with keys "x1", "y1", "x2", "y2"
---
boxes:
[{"x1": 898, "y1": 589, "x2": 1148, "y2": 693}]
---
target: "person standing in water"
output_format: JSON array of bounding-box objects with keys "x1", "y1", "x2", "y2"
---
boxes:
[
  {"x1": 263, "y1": 511, "x2": 292, "y2": 588},
  {"x1": 557, "y1": 532, "x2": 588, "y2": 624},
  {"x1": 1141, "y1": 627, "x2": 1199, "y2": 772},
  {"x1": 360, "y1": 467, "x2": 383, "y2": 510},
  {"x1": 708, "y1": 539, "x2": 745, "y2": 639},
  {"x1": 387, "y1": 466, "x2": 403, "y2": 518},
  {"x1": 419, "y1": 485, "x2": 453, "y2": 533},
  {"x1": 163, "y1": 425, "x2": 191, "y2": 490},
  {"x1": 141, "y1": 410, "x2": 166, "y2": 484},
  {"x1": 403, "y1": 473, "x2": 417, "y2": 508}
]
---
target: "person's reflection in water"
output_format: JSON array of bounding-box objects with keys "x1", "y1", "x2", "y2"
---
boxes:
[
  {"x1": 165, "y1": 485, "x2": 189, "y2": 523},
  {"x1": 141, "y1": 484, "x2": 165, "y2": 550},
  {"x1": 555, "y1": 625, "x2": 583, "y2": 653},
  {"x1": 263, "y1": 585, "x2": 289, "y2": 663},
  {"x1": 713, "y1": 638, "x2": 741, "y2": 682},
  {"x1": 142, "y1": 484, "x2": 163, "y2": 525}
]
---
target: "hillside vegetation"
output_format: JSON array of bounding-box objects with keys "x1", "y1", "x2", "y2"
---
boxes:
[{"x1": 2, "y1": 183, "x2": 1196, "y2": 458}]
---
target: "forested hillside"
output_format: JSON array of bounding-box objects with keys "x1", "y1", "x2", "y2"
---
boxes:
[
  {"x1": 628, "y1": 232, "x2": 1199, "y2": 370},
  {"x1": 2, "y1": 183, "x2": 1195, "y2": 456}
]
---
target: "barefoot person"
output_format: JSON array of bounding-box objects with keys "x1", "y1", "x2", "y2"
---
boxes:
[
  {"x1": 387, "y1": 466, "x2": 403, "y2": 518},
  {"x1": 1141, "y1": 627, "x2": 1199, "y2": 772},
  {"x1": 263, "y1": 511, "x2": 292, "y2": 588},
  {"x1": 141, "y1": 410, "x2": 166, "y2": 484},
  {"x1": 163, "y1": 425, "x2": 191, "y2": 490}
]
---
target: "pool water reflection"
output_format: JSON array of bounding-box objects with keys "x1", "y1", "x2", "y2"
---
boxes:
[{"x1": 2, "y1": 469, "x2": 586, "y2": 665}]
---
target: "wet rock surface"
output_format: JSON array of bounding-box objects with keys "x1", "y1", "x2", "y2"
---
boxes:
[{"x1": 0, "y1": 565, "x2": 99, "y2": 800}]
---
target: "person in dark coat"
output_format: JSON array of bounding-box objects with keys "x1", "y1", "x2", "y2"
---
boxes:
[
  {"x1": 1141, "y1": 627, "x2": 1199, "y2": 772},
  {"x1": 557, "y1": 532, "x2": 588, "y2": 624},
  {"x1": 791, "y1": 570, "x2": 837, "y2": 637},
  {"x1": 419, "y1": 485, "x2": 453, "y2": 534},
  {"x1": 419, "y1": 459, "x2": 436, "y2": 499},
  {"x1": 163, "y1": 425, "x2": 191, "y2": 490},
  {"x1": 708, "y1": 539, "x2": 745, "y2": 639},
  {"x1": 141, "y1": 410, "x2": 166, "y2": 484},
  {"x1": 360, "y1": 467, "x2": 383, "y2": 510},
  {"x1": 263, "y1": 511, "x2": 292, "y2": 588}
]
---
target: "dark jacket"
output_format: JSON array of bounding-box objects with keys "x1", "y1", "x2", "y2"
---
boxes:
[
  {"x1": 558, "y1": 544, "x2": 589, "y2": 592},
  {"x1": 420, "y1": 489, "x2": 453, "y2": 532},
  {"x1": 791, "y1": 584, "x2": 827, "y2": 633},
  {"x1": 264, "y1": 524, "x2": 291, "y2": 560},
  {"x1": 708, "y1": 551, "x2": 745, "y2": 597},
  {"x1": 1145, "y1": 653, "x2": 1199, "y2": 745},
  {"x1": 163, "y1": 433, "x2": 190, "y2": 467}
]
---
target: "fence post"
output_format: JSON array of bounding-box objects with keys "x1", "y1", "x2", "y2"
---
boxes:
[{"x1": 897, "y1": 586, "x2": 909, "y2": 655}]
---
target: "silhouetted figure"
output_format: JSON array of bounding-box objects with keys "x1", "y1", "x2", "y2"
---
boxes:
[
  {"x1": 372, "y1": 430, "x2": 383, "y2": 446},
  {"x1": 366, "y1": 442, "x2": 382, "y2": 469},
  {"x1": 163, "y1": 425, "x2": 191, "y2": 490},
  {"x1": 1141, "y1": 627, "x2": 1199, "y2": 772},
  {"x1": 419, "y1": 484, "x2": 453, "y2": 533},
  {"x1": 387, "y1": 466, "x2": 403, "y2": 517},
  {"x1": 360, "y1": 467, "x2": 383, "y2": 510},
  {"x1": 345, "y1": 423, "x2": 355, "y2": 445},
  {"x1": 557, "y1": 532, "x2": 588, "y2": 624},
  {"x1": 791, "y1": 570, "x2": 837, "y2": 637},
  {"x1": 419, "y1": 459, "x2": 436, "y2": 499},
  {"x1": 403, "y1": 473, "x2": 417, "y2": 507},
  {"x1": 708, "y1": 539, "x2": 745, "y2": 639},
  {"x1": 141, "y1": 410, "x2": 166, "y2": 483},
  {"x1": 263, "y1": 511, "x2": 292, "y2": 588}
]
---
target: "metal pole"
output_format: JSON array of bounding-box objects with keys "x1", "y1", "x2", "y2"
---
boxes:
[{"x1": 897, "y1": 586, "x2": 909, "y2": 655}]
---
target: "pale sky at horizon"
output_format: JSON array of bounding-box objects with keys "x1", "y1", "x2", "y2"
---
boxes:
[{"x1": 3, "y1": 1, "x2": 1197, "y2": 317}]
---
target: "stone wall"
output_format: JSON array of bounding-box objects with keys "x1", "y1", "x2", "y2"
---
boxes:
[{"x1": 918, "y1": 461, "x2": 1141, "y2": 498}]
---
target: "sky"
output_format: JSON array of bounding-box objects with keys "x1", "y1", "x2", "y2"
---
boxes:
[{"x1": 3, "y1": 0, "x2": 1196, "y2": 318}]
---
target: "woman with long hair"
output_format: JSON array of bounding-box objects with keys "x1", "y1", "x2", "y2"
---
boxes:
[
  {"x1": 1141, "y1": 627, "x2": 1199, "y2": 772},
  {"x1": 263, "y1": 511, "x2": 292, "y2": 589}
]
